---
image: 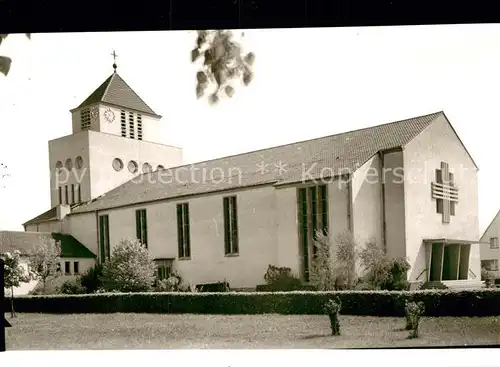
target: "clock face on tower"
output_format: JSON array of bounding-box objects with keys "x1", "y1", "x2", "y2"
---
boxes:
[{"x1": 104, "y1": 108, "x2": 116, "y2": 123}]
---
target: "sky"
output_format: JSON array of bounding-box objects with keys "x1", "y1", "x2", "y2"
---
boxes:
[{"x1": 0, "y1": 25, "x2": 499, "y2": 234}]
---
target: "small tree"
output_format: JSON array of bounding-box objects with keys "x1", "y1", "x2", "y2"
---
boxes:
[
  {"x1": 102, "y1": 238, "x2": 157, "y2": 292},
  {"x1": 334, "y1": 230, "x2": 359, "y2": 289},
  {"x1": 310, "y1": 231, "x2": 336, "y2": 291},
  {"x1": 3, "y1": 250, "x2": 31, "y2": 317},
  {"x1": 323, "y1": 298, "x2": 342, "y2": 336},
  {"x1": 28, "y1": 237, "x2": 62, "y2": 293}
]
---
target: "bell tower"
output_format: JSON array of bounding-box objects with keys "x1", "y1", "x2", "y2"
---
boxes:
[{"x1": 47, "y1": 54, "x2": 183, "y2": 209}]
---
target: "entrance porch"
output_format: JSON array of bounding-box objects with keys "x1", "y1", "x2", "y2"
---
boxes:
[{"x1": 422, "y1": 239, "x2": 484, "y2": 290}]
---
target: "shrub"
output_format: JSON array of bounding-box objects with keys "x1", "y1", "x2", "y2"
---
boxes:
[
  {"x1": 323, "y1": 298, "x2": 342, "y2": 336},
  {"x1": 405, "y1": 301, "x2": 425, "y2": 339},
  {"x1": 196, "y1": 281, "x2": 230, "y2": 292},
  {"x1": 61, "y1": 279, "x2": 86, "y2": 295},
  {"x1": 310, "y1": 231, "x2": 337, "y2": 291},
  {"x1": 263, "y1": 265, "x2": 303, "y2": 291},
  {"x1": 155, "y1": 272, "x2": 182, "y2": 292},
  {"x1": 102, "y1": 238, "x2": 157, "y2": 292},
  {"x1": 7, "y1": 289, "x2": 500, "y2": 317},
  {"x1": 79, "y1": 264, "x2": 103, "y2": 293}
]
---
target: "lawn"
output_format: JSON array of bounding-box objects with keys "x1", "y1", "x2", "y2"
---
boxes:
[{"x1": 5, "y1": 313, "x2": 500, "y2": 349}]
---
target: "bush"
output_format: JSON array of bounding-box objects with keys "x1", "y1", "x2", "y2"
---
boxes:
[
  {"x1": 6, "y1": 289, "x2": 500, "y2": 317},
  {"x1": 323, "y1": 298, "x2": 342, "y2": 336},
  {"x1": 61, "y1": 279, "x2": 86, "y2": 295},
  {"x1": 79, "y1": 264, "x2": 103, "y2": 293},
  {"x1": 405, "y1": 301, "x2": 425, "y2": 339},
  {"x1": 102, "y1": 238, "x2": 157, "y2": 292},
  {"x1": 196, "y1": 281, "x2": 230, "y2": 292},
  {"x1": 263, "y1": 265, "x2": 303, "y2": 291}
]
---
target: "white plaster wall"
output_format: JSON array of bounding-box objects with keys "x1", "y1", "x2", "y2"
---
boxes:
[
  {"x1": 87, "y1": 130, "x2": 183, "y2": 202},
  {"x1": 63, "y1": 212, "x2": 98, "y2": 256},
  {"x1": 403, "y1": 114, "x2": 480, "y2": 281},
  {"x1": 99, "y1": 185, "x2": 278, "y2": 288},
  {"x1": 276, "y1": 186, "x2": 300, "y2": 275},
  {"x1": 351, "y1": 155, "x2": 383, "y2": 252},
  {"x1": 59, "y1": 257, "x2": 95, "y2": 276},
  {"x1": 383, "y1": 150, "x2": 406, "y2": 259},
  {"x1": 35, "y1": 220, "x2": 63, "y2": 233},
  {"x1": 48, "y1": 132, "x2": 91, "y2": 207}
]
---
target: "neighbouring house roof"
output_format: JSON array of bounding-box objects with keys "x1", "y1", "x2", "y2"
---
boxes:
[
  {"x1": 72, "y1": 111, "x2": 445, "y2": 215},
  {"x1": 480, "y1": 209, "x2": 500, "y2": 241},
  {"x1": 72, "y1": 72, "x2": 159, "y2": 117},
  {"x1": 22, "y1": 207, "x2": 58, "y2": 226},
  {"x1": 0, "y1": 231, "x2": 96, "y2": 258}
]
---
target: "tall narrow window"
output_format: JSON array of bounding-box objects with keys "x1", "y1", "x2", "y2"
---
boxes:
[
  {"x1": 64, "y1": 185, "x2": 69, "y2": 205},
  {"x1": 223, "y1": 196, "x2": 239, "y2": 256},
  {"x1": 99, "y1": 215, "x2": 110, "y2": 263},
  {"x1": 120, "y1": 110, "x2": 127, "y2": 137},
  {"x1": 77, "y1": 184, "x2": 81, "y2": 203},
  {"x1": 137, "y1": 114, "x2": 143, "y2": 140},
  {"x1": 177, "y1": 203, "x2": 191, "y2": 259},
  {"x1": 73, "y1": 261, "x2": 80, "y2": 275},
  {"x1": 297, "y1": 184, "x2": 328, "y2": 281},
  {"x1": 80, "y1": 108, "x2": 91, "y2": 131},
  {"x1": 129, "y1": 112, "x2": 135, "y2": 139},
  {"x1": 490, "y1": 237, "x2": 499, "y2": 250},
  {"x1": 71, "y1": 184, "x2": 75, "y2": 204},
  {"x1": 64, "y1": 261, "x2": 71, "y2": 275},
  {"x1": 58, "y1": 186, "x2": 62, "y2": 205},
  {"x1": 136, "y1": 209, "x2": 148, "y2": 248}
]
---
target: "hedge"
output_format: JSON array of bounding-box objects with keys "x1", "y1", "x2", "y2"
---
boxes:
[{"x1": 4, "y1": 289, "x2": 500, "y2": 317}]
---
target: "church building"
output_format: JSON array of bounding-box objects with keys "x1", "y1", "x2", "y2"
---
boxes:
[{"x1": 15, "y1": 62, "x2": 484, "y2": 290}]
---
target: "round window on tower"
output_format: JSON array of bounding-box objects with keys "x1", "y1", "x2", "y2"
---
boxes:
[
  {"x1": 128, "y1": 160, "x2": 138, "y2": 174},
  {"x1": 157, "y1": 165, "x2": 165, "y2": 171},
  {"x1": 75, "y1": 156, "x2": 84, "y2": 170},
  {"x1": 55, "y1": 161, "x2": 63, "y2": 173},
  {"x1": 65, "y1": 158, "x2": 73, "y2": 171},
  {"x1": 112, "y1": 158, "x2": 124, "y2": 172},
  {"x1": 142, "y1": 162, "x2": 152, "y2": 173}
]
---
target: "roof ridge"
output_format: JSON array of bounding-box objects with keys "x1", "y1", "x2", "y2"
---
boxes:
[
  {"x1": 111, "y1": 73, "x2": 158, "y2": 115},
  {"x1": 150, "y1": 111, "x2": 444, "y2": 172},
  {"x1": 72, "y1": 111, "x2": 441, "y2": 214},
  {"x1": 101, "y1": 72, "x2": 116, "y2": 101}
]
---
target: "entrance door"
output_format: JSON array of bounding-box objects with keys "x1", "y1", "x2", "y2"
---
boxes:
[
  {"x1": 429, "y1": 243, "x2": 444, "y2": 281},
  {"x1": 458, "y1": 244, "x2": 470, "y2": 280},
  {"x1": 442, "y1": 244, "x2": 460, "y2": 281}
]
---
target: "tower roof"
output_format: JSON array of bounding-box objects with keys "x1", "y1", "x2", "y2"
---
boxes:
[{"x1": 73, "y1": 72, "x2": 160, "y2": 117}]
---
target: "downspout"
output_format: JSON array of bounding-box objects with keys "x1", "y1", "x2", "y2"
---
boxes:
[
  {"x1": 378, "y1": 151, "x2": 387, "y2": 253},
  {"x1": 346, "y1": 173, "x2": 353, "y2": 233},
  {"x1": 95, "y1": 211, "x2": 99, "y2": 264}
]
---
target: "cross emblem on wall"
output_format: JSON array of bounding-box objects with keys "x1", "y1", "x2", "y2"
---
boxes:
[{"x1": 431, "y1": 161, "x2": 459, "y2": 224}]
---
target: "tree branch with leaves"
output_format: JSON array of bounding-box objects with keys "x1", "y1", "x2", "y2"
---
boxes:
[
  {"x1": 192, "y1": 30, "x2": 255, "y2": 105},
  {"x1": 3, "y1": 250, "x2": 32, "y2": 317},
  {"x1": 0, "y1": 34, "x2": 31, "y2": 76},
  {"x1": 28, "y1": 237, "x2": 62, "y2": 294}
]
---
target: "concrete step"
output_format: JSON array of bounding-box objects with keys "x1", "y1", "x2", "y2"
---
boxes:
[{"x1": 421, "y1": 280, "x2": 485, "y2": 290}]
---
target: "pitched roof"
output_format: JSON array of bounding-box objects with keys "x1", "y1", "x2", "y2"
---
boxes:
[
  {"x1": 0, "y1": 231, "x2": 96, "y2": 258},
  {"x1": 73, "y1": 72, "x2": 159, "y2": 116},
  {"x1": 72, "y1": 112, "x2": 444, "y2": 214},
  {"x1": 23, "y1": 207, "x2": 58, "y2": 226},
  {"x1": 480, "y1": 209, "x2": 500, "y2": 241}
]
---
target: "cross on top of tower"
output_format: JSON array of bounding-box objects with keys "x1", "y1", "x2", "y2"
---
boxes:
[{"x1": 111, "y1": 50, "x2": 118, "y2": 72}]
